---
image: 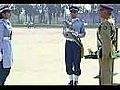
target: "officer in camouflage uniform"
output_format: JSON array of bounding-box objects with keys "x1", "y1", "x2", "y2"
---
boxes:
[
  {"x1": 63, "y1": 6, "x2": 86, "y2": 85},
  {"x1": 97, "y1": 4, "x2": 117, "y2": 85}
]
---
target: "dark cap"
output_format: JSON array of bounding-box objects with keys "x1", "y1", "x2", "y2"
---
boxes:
[
  {"x1": 99, "y1": 4, "x2": 114, "y2": 11},
  {"x1": 69, "y1": 6, "x2": 79, "y2": 12},
  {"x1": 0, "y1": 5, "x2": 12, "y2": 13}
]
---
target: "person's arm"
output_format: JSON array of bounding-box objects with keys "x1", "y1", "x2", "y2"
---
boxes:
[
  {"x1": 78, "y1": 22, "x2": 86, "y2": 38},
  {"x1": 63, "y1": 20, "x2": 67, "y2": 37},
  {"x1": 72, "y1": 21, "x2": 86, "y2": 38},
  {"x1": 62, "y1": 19, "x2": 73, "y2": 38},
  {"x1": 0, "y1": 22, "x2": 4, "y2": 53}
]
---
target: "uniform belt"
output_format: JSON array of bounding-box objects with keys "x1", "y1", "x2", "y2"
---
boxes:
[
  {"x1": 66, "y1": 38, "x2": 75, "y2": 42},
  {"x1": 3, "y1": 37, "x2": 11, "y2": 40}
]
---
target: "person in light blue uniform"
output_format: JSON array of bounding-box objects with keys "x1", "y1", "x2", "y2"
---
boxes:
[
  {"x1": 0, "y1": 5, "x2": 13, "y2": 85},
  {"x1": 63, "y1": 6, "x2": 86, "y2": 85}
]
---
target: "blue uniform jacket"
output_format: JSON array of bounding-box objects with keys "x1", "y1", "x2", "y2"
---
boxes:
[
  {"x1": 63, "y1": 16, "x2": 86, "y2": 39},
  {"x1": 0, "y1": 19, "x2": 13, "y2": 68}
]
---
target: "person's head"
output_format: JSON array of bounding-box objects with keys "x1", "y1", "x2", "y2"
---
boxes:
[
  {"x1": 0, "y1": 5, "x2": 12, "y2": 19},
  {"x1": 69, "y1": 6, "x2": 79, "y2": 18},
  {"x1": 98, "y1": 4, "x2": 113, "y2": 19}
]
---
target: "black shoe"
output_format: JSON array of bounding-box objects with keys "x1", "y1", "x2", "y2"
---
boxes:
[
  {"x1": 68, "y1": 80, "x2": 73, "y2": 85},
  {"x1": 74, "y1": 81, "x2": 78, "y2": 85}
]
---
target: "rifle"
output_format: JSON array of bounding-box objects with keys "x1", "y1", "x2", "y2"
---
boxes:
[
  {"x1": 70, "y1": 32, "x2": 84, "y2": 58},
  {"x1": 65, "y1": 31, "x2": 84, "y2": 58},
  {"x1": 64, "y1": 20, "x2": 84, "y2": 58},
  {"x1": 63, "y1": 19, "x2": 82, "y2": 47}
]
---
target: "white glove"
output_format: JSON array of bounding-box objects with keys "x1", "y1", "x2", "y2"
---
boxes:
[
  {"x1": 72, "y1": 32, "x2": 78, "y2": 37},
  {"x1": 78, "y1": 33, "x2": 86, "y2": 38}
]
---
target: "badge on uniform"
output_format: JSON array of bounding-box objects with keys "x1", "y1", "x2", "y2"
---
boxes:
[{"x1": 103, "y1": 26, "x2": 107, "y2": 30}]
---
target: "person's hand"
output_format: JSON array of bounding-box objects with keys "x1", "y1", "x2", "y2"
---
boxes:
[
  {"x1": 63, "y1": 31, "x2": 73, "y2": 39},
  {"x1": 72, "y1": 32, "x2": 78, "y2": 37},
  {"x1": 63, "y1": 32, "x2": 69, "y2": 37}
]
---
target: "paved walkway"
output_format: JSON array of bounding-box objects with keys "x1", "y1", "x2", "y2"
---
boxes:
[{"x1": 5, "y1": 27, "x2": 120, "y2": 85}]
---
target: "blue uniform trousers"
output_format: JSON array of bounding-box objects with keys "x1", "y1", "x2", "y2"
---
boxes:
[
  {"x1": 0, "y1": 61, "x2": 11, "y2": 85},
  {"x1": 65, "y1": 40, "x2": 81, "y2": 76}
]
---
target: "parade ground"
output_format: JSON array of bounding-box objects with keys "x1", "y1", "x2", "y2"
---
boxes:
[{"x1": 4, "y1": 27, "x2": 120, "y2": 85}]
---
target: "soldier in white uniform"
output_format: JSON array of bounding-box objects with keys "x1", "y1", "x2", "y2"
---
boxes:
[
  {"x1": 97, "y1": 4, "x2": 116, "y2": 85},
  {"x1": 0, "y1": 5, "x2": 13, "y2": 85}
]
